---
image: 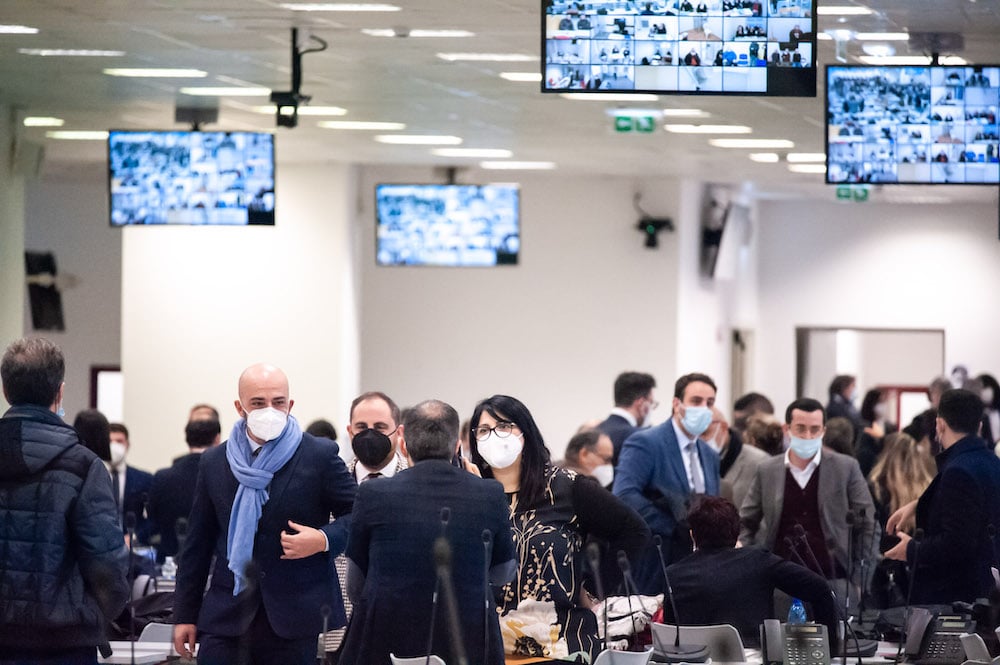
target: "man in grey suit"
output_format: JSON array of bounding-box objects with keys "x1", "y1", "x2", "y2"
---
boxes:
[{"x1": 739, "y1": 398, "x2": 876, "y2": 610}]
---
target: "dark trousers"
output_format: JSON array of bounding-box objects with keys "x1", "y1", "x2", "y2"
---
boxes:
[
  {"x1": 0, "y1": 646, "x2": 96, "y2": 665},
  {"x1": 197, "y1": 604, "x2": 317, "y2": 665}
]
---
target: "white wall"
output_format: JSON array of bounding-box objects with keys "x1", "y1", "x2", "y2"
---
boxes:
[
  {"x1": 0, "y1": 106, "x2": 26, "y2": 365},
  {"x1": 756, "y1": 198, "x2": 1000, "y2": 412},
  {"x1": 23, "y1": 176, "x2": 122, "y2": 419},
  {"x1": 120, "y1": 161, "x2": 359, "y2": 472},
  {"x1": 357, "y1": 167, "x2": 683, "y2": 458}
]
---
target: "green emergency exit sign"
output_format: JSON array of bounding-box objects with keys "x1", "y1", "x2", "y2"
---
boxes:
[{"x1": 614, "y1": 115, "x2": 656, "y2": 133}]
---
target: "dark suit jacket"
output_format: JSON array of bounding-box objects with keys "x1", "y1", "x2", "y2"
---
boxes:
[
  {"x1": 122, "y1": 465, "x2": 153, "y2": 544},
  {"x1": 613, "y1": 420, "x2": 721, "y2": 593},
  {"x1": 148, "y1": 452, "x2": 204, "y2": 560},
  {"x1": 341, "y1": 460, "x2": 515, "y2": 665},
  {"x1": 666, "y1": 546, "x2": 837, "y2": 647},
  {"x1": 909, "y1": 435, "x2": 1000, "y2": 604},
  {"x1": 174, "y1": 433, "x2": 356, "y2": 638},
  {"x1": 598, "y1": 413, "x2": 637, "y2": 466}
]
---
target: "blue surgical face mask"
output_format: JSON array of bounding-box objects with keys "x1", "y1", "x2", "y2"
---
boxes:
[
  {"x1": 681, "y1": 405, "x2": 713, "y2": 438},
  {"x1": 789, "y1": 436, "x2": 822, "y2": 460}
]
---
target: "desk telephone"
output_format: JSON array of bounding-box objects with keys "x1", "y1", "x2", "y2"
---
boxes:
[
  {"x1": 761, "y1": 619, "x2": 831, "y2": 665},
  {"x1": 904, "y1": 608, "x2": 975, "y2": 665}
]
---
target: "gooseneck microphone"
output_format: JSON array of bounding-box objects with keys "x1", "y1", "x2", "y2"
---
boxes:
[
  {"x1": 425, "y1": 507, "x2": 452, "y2": 664},
  {"x1": 482, "y1": 529, "x2": 492, "y2": 664},
  {"x1": 434, "y1": 538, "x2": 468, "y2": 665},
  {"x1": 318, "y1": 604, "x2": 331, "y2": 664},
  {"x1": 616, "y1": 551, "x2": 640, "y2": 649},
  {"x1": 653, "y1": 535, "x2": 710, "y2": 663},
  {"x1": 125, "y1": 510, "x2": 137, "y2": 665},
  {"x1": 896, "y1": 528, "x2": 924, "y2": 664},
  {"x1": 586, "y1": 542, "x2": 609, "y2": 655}
]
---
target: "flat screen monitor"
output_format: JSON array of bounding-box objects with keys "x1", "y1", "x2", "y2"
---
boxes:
[
  {"x1": 542, "y1": 0, "x2": 816, "y2": 96},
  {"x1": 108, "y1": 130, "x2": 276, "y2": 225},
  {"x1": 826, "y1": 65, "x2": 1000, "y2": 184},
  {"x1": 375, "y1": 184, "x2": 520, "y2": 267}
]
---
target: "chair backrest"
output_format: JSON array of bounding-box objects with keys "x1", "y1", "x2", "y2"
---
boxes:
[
  {"x1": 137, "y1": 621, "x2": 174, "y2": 643},
  {"x1": 650, "y1": 623, "x2": 746, "y2": 664},
  {"x1": 389, "y1": 655, "x2": 446, "y2": 665},
  {"x1": 593, "y1": 647, "x2": 655, "y2": 665}
]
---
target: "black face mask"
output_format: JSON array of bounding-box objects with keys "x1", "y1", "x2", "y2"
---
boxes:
[{"x1": 352, "y1": 428, "x2": 393, "y2": 469}]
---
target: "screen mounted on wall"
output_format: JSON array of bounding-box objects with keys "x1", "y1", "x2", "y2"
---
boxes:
[
  {"x1": 375, "y1": 184, "x2": 520, "y2": 267},
  {"x1": 108, "y1": 130, "x2": 276, "y2": 226},
  {"x1": 826, "y1": 65, "x2": 1000, "y2": 185},
  {"x1": 542, "y1": 0, "x2": 816, "y2": 96}
]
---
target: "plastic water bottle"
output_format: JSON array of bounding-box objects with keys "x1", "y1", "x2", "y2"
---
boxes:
[
  {"x1": 787, "y1": 598, "x2": 807, "y2": 625},
  {"x1": 161, "y1": 556, "x2": 177, "y2": 581}
]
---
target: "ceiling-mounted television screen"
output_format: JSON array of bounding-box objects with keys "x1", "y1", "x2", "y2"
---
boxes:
[
  {"x1": 542, "y1": 0, "x2": 816, "y2": 96},
  {"x1": 826, "y1": 65, "x2": 1000, "y2": 184},
  {"x1": 375, "y1": 184, "x2": 520, "y2": 267},
  {"x1": 108, "y1": 130, "x2": 275, "y2": 225}
]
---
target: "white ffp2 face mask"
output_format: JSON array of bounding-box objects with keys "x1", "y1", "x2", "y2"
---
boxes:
[
  {"x1": 245, "y1": 406, "x2": 288, "y2": 442},
  {"x1": 591, "y1": 463, "x2": 614, "y2": 487},
  {"x1": 110, "y1": 442, "x2": 128, "y2": 469},
  {"x1": 478, "y1": 432, "x2": 523, "y2": 469}
]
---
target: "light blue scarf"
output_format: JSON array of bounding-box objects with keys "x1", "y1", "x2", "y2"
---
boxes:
[{"x1": 225, "y1": 413, "x2": 302, "y2": 596}]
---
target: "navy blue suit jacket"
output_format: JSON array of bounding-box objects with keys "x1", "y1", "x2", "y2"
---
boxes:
[
  {"x1": 148, "y1": 452, "x2": 203, "y2": 560},
  {"x1": 341, "y1": 460, "x2": 515, "y2": 665},
  {"x1": 909, "y1": 435, "x2": 1000, "y2": 604},
  {"x1": 174, "y1": 433, "x2": 356, "y2": 638},
  {"x1": 123, "y1": 465, "x2": 154, "y2": 544},
  {"x1": 613, "y1": 419, "x2": 720, "y2": 593},
  {"x1": 598, "y1": 413, "x2": 637, "y2": 466}
]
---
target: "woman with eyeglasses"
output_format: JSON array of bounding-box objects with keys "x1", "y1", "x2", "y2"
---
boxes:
[{"x1": 469, "y1": 394, "x2": 650, "y2": 661}]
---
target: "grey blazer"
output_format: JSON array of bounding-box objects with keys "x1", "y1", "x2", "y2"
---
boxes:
[
  {"x1": 738, "y1": 448, "x2": 876, "y2": 575},
  {"x1": 723, "y1": 443, "x2": 769, "y2": 513}
]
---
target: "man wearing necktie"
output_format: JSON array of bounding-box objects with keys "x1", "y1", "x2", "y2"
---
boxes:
[{"x1": 614, "y1": 373, "x2": 722, "y2": 595}]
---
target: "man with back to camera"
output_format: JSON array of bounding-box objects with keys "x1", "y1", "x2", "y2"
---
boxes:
[
  {"x1": 147, "y1": 414, "x2": 222, "y2": 561},
  {"x1": 664, "y1": 496, "x2": 838, "y2": 649},
  {"x1": 172, "y1": 363, "x2": 356, "y2": 665},
  {"x1": 340, "y1": 399, "x2": 516, "y2": 664},
  {"x1": 739, "y1": 398, "x2": 875, "y2": 610},
  {"x1": 731, "y1": 391, "x2": 775, "y2": 435},
  {"x1": 884, "y1": 389, "x2": 1000, "y2": 604},
  {"x1": 0, "y1": 337, "x2": 130, "y2": 664},
  {"x1": 108, "y1": 422, "x2": 154, "y2": 544},
  {"x1": 346, "y1": 391, "x2": 408, "y2": 482},
  {"x1": 598, "y1": 370, "x2": 657, "y2": 467},
  {"x1": 614, "y1": 372, "x2": 722, "y2": 594}
]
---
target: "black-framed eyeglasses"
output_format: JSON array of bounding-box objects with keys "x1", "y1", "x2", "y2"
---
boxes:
[{"x1": 474, "y1": 421, "x2": 519, "y2": 442}]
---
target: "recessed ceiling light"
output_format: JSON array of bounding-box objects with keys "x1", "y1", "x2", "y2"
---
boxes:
[
  {"x1": 787, "y1": 152, "x2": 826, "y2": 163},
  {"x1": 560, "y1": 93, "x2": 659, "y2": 102},
  {"x1": 710, "y1": 138, "x2": 795, "y2": 149},
  {"x1": 0, "y1": 25, "x2": 39, "y2": 34},
  {"x1": 664, "y1": 124, "x2": 752, "y2": 134},
  {"x1": 104, "y1": 68, "x2": 208, "y2": 77},
  {"x1": 817, "y1": 33, "x2": 833, "y2": 41},
  {"x1": 855, "y1": 32, "x2": 909, "y2": 41},
  {"x1": 318, "y1": 120, "x2": 406, "y2": 130},
  {"x1": 374, "y1": 134, "x2": 462, "y2": 145},
  {"x1": 179, "y1": 86, "x2": 271, "y2": 96},
  {"x1": 436, "y1": 53, "x2": 537, "y2": 62},
  {"x1": 817, "y1": 6, "x2": 874, "y2": 15},
  {"x1": 19, "y1": 48, "x2": 125, "y2": 57},
  {"x1": 749, "y1": 152, "x2": 779, "y2": 163},
  {"x1": 280, "y1": 3, "x2": 401, "y2": 10},
  {"x1": 858, "y1": 55, "x2": 967, "y2": 65},
  {"x1": 861, "y1": 44, "x2": 896, "y2": 57},
  {"x1": 23, "y1": 117, "x2": 65, "y2": 127},
  {"x1": 362, "y1": 28, "x2": 473, "y2": 37},
  {"x1": 607, "y1": 108, "x2": 663, "y2": 118},
  {"x1": 788, "y1": 164, "x2": 827, "y2": 174},
  {"x1": 253, "y1": 105, "x2": 348, "y2": 116},
  {"x1": 480, "y1": 161, "x2": 556, "y2": 170},
  {"x1": 500, "y1": 72, "x2": 542, "y2": 82},
  {"x1": 662, "y1": 108, "x2": 709, "y2": 118},
  {"x1": 432, "y1": 148, "x2": 513, "y2": 158},
  {"x1": 46, "y1": 130, "x2": 109, "y2": 140}
]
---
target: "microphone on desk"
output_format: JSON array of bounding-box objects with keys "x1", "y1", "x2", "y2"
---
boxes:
[
  {"x1": 897, "y1": 528, "x2": 925, "y2": 664},
  {"x1": 318, "y1": 604, "x2": 331, "y2": 664},
  {"x1": 653, "y1": 535, "x2": 710, "y2": 663},
  {"x1": 482, "y1": 529, "x2": 493, "y2": 664},
  {"x1": 586, "y1": 542, "x2": 609, "y2": 655},
  {"x1": 125, "y1": 510, "x2": 137, "y2": 665},
  {"x1": 434, "y1": 537, "x2": 468, "y2": 665},
  {"x1": 617, "y1": 551, "x2": 642, "y2": 650},
  {"x1": 425, "y1": 507, "x2": 453, "y2": 664}
]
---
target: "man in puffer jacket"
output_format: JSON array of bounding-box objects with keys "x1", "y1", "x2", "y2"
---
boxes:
[{"x1": 0, "y1": 337, "x2": 130, "y2": 665}]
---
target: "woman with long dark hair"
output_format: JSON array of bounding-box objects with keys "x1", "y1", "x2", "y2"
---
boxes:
[{"x1": 469, "y1": 394, "x2": 649, "y2": 661}]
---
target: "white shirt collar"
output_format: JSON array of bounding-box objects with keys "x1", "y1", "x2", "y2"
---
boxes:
[
  {"x1": 671, "y1": 417, "x2": 697, "y2": 449},
  {"x1": 611, "y1": 407, "x2": 637, "y2": 427},
  {"x1": 356, "y1": 452, "x2": 403, "y2": 482},
  {"x1": 784, "y1": 447, "x2": 822, "y2": 489}
]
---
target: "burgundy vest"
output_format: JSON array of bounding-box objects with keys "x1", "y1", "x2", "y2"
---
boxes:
[{"x1": 773, "y1": 466, "x2": 836, "y2": 578}]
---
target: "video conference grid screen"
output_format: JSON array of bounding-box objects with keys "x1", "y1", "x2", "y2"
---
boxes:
[
  {"x1": 108, "y1": 131, "x2": 276, "y2": 226},
  {"x1": 826, "y1": 66, "x2": 1000, "y2": 185},
  {"x1": 375, "y1": 184, "x2": 521, "y2": 267},
  {"x1": 542, "y1": 0, "x2": 816, "y2": 96}
]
